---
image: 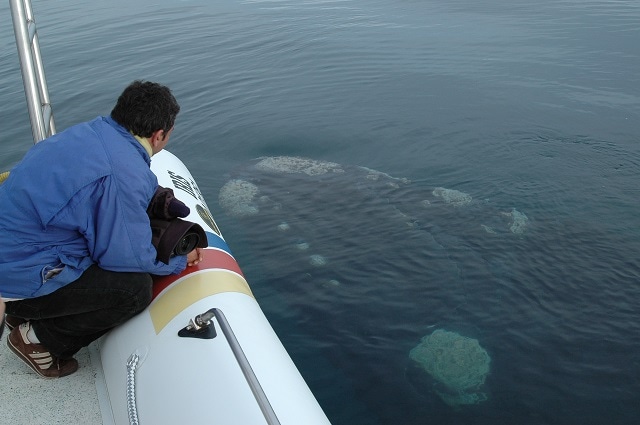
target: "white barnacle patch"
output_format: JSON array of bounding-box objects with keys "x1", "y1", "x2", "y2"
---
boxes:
[
  {"x1": 432, "y1": 187, "x2": 472, "y2": 207},
  {"x1": 481, "y1": 224, "x2": 496, "y2": 234},
  {"x1": 501, "y1": 208, "x2": 529, "y2": 234},
  {"x1": 309, "y1": 254, "x2": 327, "y2": 266},
  {"x1": 254, "y1": 156, "x2": 344, "y2": 176},
  {"x1": 218, "y1": 179, "x2": 259, "y2": 217},
  {"x1": 295, "y1": 240, "x2": 310, "y2": 250},
  {"x1": 277, "y1": 222, "x2": 290, "y2": 231}
]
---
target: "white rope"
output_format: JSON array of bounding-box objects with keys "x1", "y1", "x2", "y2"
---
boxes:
[{"x1": 126, "y1": 353, "x2": 141, "y2": 425}]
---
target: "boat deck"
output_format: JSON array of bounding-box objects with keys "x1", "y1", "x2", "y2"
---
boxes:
[{"x1": 0, "y1": 330, "x2": 104, "y2": 424}]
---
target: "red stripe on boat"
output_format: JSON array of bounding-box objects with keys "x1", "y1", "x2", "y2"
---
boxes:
[{"x1": 152, "y1": 249, "x2": 244, "y2": 299}]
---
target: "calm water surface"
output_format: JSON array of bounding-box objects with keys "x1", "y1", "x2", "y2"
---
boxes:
[{"x1": 1, "y1": 1, "x2": 639, "y2": 424}]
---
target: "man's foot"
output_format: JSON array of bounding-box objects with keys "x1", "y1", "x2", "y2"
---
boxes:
[
  {"x1": 4, "y1": 314, "x2": 25, "y2": 331},
  {"x1": 7, "y1": 322, "x2": 78, "y2": 378}
]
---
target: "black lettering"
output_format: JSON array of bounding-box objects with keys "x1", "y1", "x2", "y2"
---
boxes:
[{"x1": 168, "y1": 170, "x2": 197, "y2": 199}]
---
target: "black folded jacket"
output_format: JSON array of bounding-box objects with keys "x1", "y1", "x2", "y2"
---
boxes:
[
  {"x1": 147, "y1": 186, "x2": 207, "y2": 264},
  {"x1": 147, "y1": 186, "x2": 191, "y2": 219}
]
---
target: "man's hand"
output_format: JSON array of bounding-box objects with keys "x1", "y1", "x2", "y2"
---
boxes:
[{"x1": 187, "y1": 247, "x2": 203, "y2": 267}]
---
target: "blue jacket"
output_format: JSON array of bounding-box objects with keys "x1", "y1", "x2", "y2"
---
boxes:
[{"x1": 0, "y1": 116, "x2": 186, "y2": 299}]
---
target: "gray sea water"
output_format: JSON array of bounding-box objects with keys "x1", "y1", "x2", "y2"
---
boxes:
[{"x1": 1, "y1": 0, "x2": 639, "y2": 424}]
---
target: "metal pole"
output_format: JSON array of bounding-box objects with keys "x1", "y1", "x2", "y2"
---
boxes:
[
  {"x1": 10, "y1": 0, "x2": 56, "y2": 143},
  {"x1": 213, "y1": 309, "x2": 281, "y2": 425}
]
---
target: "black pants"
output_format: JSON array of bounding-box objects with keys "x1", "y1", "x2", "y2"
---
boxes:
[{"x1": 5, "y1": 264, "x2": 153, "y2": 359}]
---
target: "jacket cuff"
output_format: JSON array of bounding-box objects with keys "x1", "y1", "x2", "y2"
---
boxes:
[{"x1": 169, "y1": 255, "x2": 188, "y2": 275}]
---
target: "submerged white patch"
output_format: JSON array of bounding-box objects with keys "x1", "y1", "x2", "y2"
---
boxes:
[
  {"x1": 359, "y1": 166, "x2": 411, "y2": 185},
  {"x1": 432, "y1": 187, "x2": 472, "y2": 207},
  {"x1": 504, "y1": 208, "x2": 529, "y2": 234},
  {"x1": 481, "y1": 224, "x2": 496, "y2": 234},
  {"x1": 277, "y1": 222, "x2": 290, "y2": 231},
  {"x1": 309, "y1": 254, "x2": 327, "y2": 266},
  {"x1": 295, "y1": 241, "x2": 310, "y2": 250},
  {"x1": 218, "y1": 179, "x2": 260, "y2": 217},
  {"x1": 254, "y1": 156, "x2": 344, "y2": 176}
]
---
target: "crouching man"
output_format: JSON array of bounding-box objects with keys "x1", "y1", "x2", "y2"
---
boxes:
[{"x1": 0, "y1": 81, "x2": 202, "y2": 378}]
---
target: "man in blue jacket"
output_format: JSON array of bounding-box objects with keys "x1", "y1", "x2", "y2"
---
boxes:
[{"x1": 0, "y1": 81, "x2": 202, "y2": 378}]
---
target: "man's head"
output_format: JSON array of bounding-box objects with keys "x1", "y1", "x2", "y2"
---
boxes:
[{"x1": 111, "y1": 80, "x2": 180, "y2": 154}]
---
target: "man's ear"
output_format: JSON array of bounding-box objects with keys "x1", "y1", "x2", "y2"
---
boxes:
[{"x1": 149, "y1": 129, "x2": 165, "y2": 147}]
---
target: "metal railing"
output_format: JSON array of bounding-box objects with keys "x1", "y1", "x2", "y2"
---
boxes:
[
  {"x1": 10, "y1": 0, "x2": 56, "y2": 143},
  {"x1": 184, "y1": 308, "x2": 282, "y2": 425}
]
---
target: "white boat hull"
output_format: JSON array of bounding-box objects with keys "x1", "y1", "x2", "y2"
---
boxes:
[{"x1": 97, "y1": 150, "x2": 330, "y2": 425}]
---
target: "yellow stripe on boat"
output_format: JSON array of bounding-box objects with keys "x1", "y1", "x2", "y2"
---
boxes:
[{"x1": 149, "y1": 270, "x2": 254, "y2": 334}]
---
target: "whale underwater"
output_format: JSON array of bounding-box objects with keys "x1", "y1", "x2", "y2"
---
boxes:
[{"x1": 217, "y1": 156, "x2": 530, "y2": 411}]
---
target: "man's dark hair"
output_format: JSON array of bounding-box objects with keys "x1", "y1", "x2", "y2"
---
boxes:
[{"x1": 110, "y1": 80, "x2": 180, "y2": 137}]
